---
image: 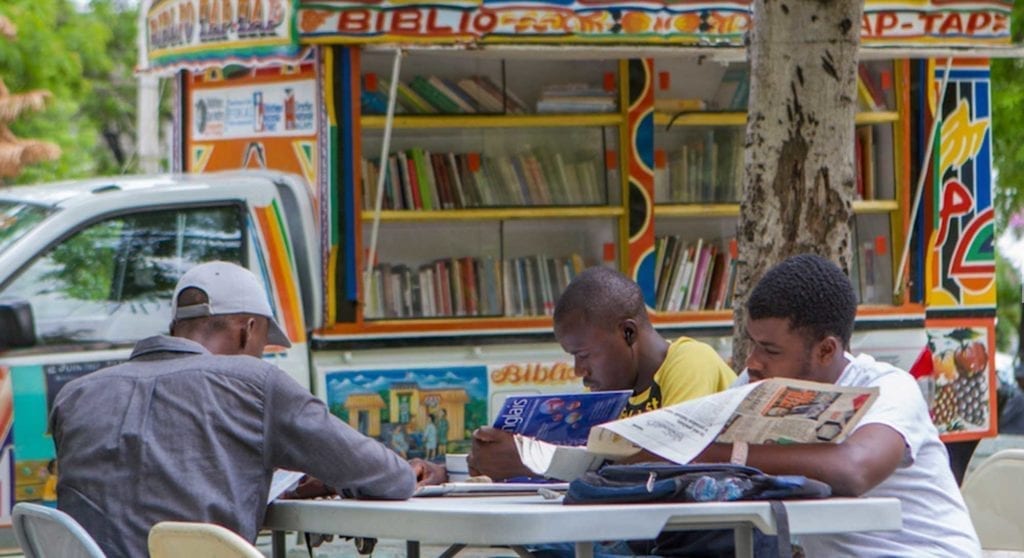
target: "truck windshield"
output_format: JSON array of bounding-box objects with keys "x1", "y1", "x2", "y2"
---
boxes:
[{"x1": 0, "y1": 200, "x2": 54, "y2": 256}]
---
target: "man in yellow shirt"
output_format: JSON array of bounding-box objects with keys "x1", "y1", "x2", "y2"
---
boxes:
[{"x1": 469, "y1": 266, "x2": 735, "y2": 479}]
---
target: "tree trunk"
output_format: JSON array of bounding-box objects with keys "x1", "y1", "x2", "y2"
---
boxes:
[{"x1": 731, "y1": 0, "x2": 863, "y2": 370}]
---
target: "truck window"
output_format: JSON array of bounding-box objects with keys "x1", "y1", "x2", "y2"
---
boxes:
[
  {"x1": 2, "y1": 205, "x2": 244, "y2": 347},
  {"x1": 0, "y1": 201, "x2": 53, "y2": 256}
]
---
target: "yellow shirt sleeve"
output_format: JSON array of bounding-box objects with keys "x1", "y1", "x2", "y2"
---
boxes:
[{"x1": 655, "y1": 337, "x2": 737, "y2": 406}]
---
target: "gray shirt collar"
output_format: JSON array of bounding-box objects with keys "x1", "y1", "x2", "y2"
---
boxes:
[{"x1": 130, "y1": 335, "x2": 209, "y2": 360}]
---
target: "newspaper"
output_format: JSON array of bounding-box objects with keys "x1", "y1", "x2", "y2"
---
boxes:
[{"x1": 517, "y1": 378, "x2": 878, "y2": 480}]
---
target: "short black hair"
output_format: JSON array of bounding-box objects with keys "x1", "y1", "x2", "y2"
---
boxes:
[
  {"x1": 553, "y1": 266, "x2": 648, "y2": 330},
  {"x1": 746, "y1": 254, "x2": 857, "y2": 347}
]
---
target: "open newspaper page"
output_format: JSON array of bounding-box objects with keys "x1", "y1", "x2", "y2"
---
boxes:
[{"x1": 594, "y1": 378, "x2": 878, "y2": 466}]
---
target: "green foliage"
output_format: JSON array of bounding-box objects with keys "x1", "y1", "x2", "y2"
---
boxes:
[
  {"x1": 991, "y1": 0, "x2": 1024, "y2": 232},
  {"x1": 991, "y1": 2, "x2": 1024, "y2": 354},
  {"x1": 0, "y1": 0, "x2": 141, "y2": 183},
  {"x1": 996, "y1": 251, "x2": 1022, "y2": 353}
]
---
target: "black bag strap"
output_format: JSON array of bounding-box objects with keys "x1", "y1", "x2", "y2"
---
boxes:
[{"x1": 769, "y1": 500, "x2": 793, "y2": 558}]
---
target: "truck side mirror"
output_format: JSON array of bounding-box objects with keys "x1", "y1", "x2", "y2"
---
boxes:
[{"x1": 0, "y1": 299, "x2": 36, "y2": 350}]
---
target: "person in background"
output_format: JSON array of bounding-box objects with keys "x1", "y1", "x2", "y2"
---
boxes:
[
  {"x1": 437, "y1": 409, "x2": 449, "y2": 456},
  {"x1": 390, "y1": 423, "x2": 410, "y2": 459},
  {"x1": 694, "y1": 254, "x2": 980, "y2": 556},
  {"x1": 40, "y1": 459, "x2": 57, "y2": 508},
  {"x1": 469, "y1": 266, "x2": 737, "y2": 480},
  {"x1": 424, "y1": 414, "x2": 439, "y2": 460},
  {"x1": 52, "y1": 261, "x2": 443, "y2": 558}
]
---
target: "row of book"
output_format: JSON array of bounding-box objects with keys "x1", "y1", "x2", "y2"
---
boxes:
[
  {"x1": 362, "y1": 74, "x2": 527, "y2": 115},
  {"x1": 654, "y1": 237, "x2": 738, "y2": 313},
  {"x1": 536, "y1": 83, "x2": 617, "y2": 114},
  {"x1": 855, "y1": 126, "x2": 876, "y2": 200},
  {"x1": 654, "y1": 131, "x2": 745, "y2": 204},
  {"x1": 360, "y1": 149, "x2": 606, "y2": 210},
  {"x1": 364, "y1": 254, "x2": 587, "y2": 319}
]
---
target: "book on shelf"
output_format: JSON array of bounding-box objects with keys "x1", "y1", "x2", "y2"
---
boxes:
[
  {"x1": 493, "y1": 390, "x2": 632, "y2": 446},
  {"x1": 408, "y1": 75, "x2": 463, "y2": 114},
  {"x1": 430, "y1": 76, "x2": 477, "y2": 113},
  {"x1": 536, "y1": 82, "x2": 617, "y2": 114},
  {"x1": 653, "y1": 237, "x2": 737, "y2": 313},
  {"x1": 516, "y1": 377, "x2": 878, "y2": 481},
  {"x1": 855, "y1": 126, "x2": 875, "y2": 200}
]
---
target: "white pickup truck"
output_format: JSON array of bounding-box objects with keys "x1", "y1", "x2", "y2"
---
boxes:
[{"x1": 0, "y1": 170, "x2": 580, "y2": 521}]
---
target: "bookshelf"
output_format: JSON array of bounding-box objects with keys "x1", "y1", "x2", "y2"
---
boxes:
[
  {"x1": 358, "y1": 52, "x2": 625, "y2": 321},
  {"x1": 350, "y1": 51, "x2": 912, "y2": 326},
  {"x1": 649, "y1": 57, "x2": 908, "y2": 312}
]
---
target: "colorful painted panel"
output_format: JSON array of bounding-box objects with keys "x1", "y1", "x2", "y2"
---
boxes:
[
  {"x1": 295, "y1": 1, "x2": 1011, "y2": 47},
  {"x1": 10, "y1": 359, "x2": 122, "y2": 506},
  {"x1": 623, "y1": 59, "x2": 657, "y2": 307},
  {"x1": 146, "y1": 0, "x2": 298, "y2": 72},
  {"x1": 186, "y1": 63, "x2": 320, "y2": 188},
  {"x1": 918, "y1": 319, "x2": 997, "y2": 441},
  {"x1": 926, "y1": 61, "x2": 995, "y2": 309},
  {"x1": 325, "y1": 366, "x2": 489, "y2": 459}
]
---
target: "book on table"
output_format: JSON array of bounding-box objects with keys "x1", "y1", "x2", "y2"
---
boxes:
[{"x1": 493, "y1": 389, "x2": 632, "y2": 446}]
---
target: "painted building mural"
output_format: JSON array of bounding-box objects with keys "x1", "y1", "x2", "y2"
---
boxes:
[
  {"x1": 323, "y1": 358, "x2": 582, "y2": 459},
  {"x1": 926, "y1": 60, "x2": 996, "y2": 309}
]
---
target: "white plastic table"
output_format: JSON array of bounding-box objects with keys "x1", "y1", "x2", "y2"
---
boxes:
[{"x1": 264, "y1": 494, "x2": 901, "y2": 558}]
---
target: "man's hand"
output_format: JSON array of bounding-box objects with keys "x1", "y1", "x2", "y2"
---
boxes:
[
  {"x1": 282, "y1": 475, "x2": 337, "y2": 499},
  {"x1": 467, "y1": 427, "x2": 533, "y2": 480},
  {"x1": 409, "y1": 458, "x2": 447, "y2": 487}
]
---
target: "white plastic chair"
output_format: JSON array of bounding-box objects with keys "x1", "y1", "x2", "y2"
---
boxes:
[
  {"x1": 148, "y1": 521, "x2": 264, "y2": 558},
  {"x1": 11, "y1": 502, "x2": 105, "y2": 558},
  {"x1": 962, "y1": 448, "x2": 1024, "y2": 550}
]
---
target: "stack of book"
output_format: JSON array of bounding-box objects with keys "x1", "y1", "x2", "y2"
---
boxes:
[
  {"x1": 364, "y1": 253, "x2": 586, "y2": 319},
  {"x1": 360, "y1": 148, "x2": 605, "y2": 210},
  {"x1": 361, "y1": 74, "x2": 527, "y2": 115},
  {"x1": 536, "y1": 83, "x2": 616, "y2": 113},
  {"x1": 654, "y1": 129, "x2": 744, "y2": 204},
  {"x1": 653, "y1": 237, "x2": 738, "y2": 313}
]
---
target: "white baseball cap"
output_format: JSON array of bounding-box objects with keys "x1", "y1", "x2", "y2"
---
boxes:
[{"x1": 171, "y1": 261, "x2": 292, "y2": 348}]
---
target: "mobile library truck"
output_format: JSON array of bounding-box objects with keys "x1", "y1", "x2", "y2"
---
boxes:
[{"x1": 0, "y1": 0, "x2": 1013, "y2": 539}]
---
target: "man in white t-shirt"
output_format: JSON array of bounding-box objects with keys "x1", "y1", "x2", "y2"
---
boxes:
[{"x1": 695, "y1": 254, "x2": 980, "y2": 557}]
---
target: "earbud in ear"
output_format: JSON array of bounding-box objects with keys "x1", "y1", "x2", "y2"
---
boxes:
[{"x1": 625, "y1": 330, "x2": 635, "y2": 346}]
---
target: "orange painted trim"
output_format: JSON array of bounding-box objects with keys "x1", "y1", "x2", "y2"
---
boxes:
[
  {"x1": 254, "y1": 205, "x2": 307, "y2": 343},
  {"x1": 318, "y1": 316, "x2": 554, "y2": 336}
]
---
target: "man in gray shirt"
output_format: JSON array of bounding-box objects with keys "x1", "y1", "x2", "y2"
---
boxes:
[{"x1": 52, "y1": 261, "x2": 435, "y2": 557}]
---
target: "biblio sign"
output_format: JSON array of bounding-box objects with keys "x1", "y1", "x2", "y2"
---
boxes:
[
  {"x1": 146, "y1": 0, "x2": 297, "y2": 70},
  {"x1": 295, "y1": 0, "x2": 1012, "y2": 47}
]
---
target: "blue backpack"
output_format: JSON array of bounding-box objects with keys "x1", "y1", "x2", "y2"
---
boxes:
[{"x1": 563, "y1": 463, "x2": 832, "y2": 558}]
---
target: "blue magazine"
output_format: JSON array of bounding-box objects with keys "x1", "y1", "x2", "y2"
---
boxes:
[{"x1": 493, "y1": 390, "x2": 632, "y2": 446}]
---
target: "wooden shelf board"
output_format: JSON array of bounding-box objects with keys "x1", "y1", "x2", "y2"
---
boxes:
[
  {"x1": 651, "y1": 111, "x2": 898, "y2": 127},
  {"x1": 855, "y1": 111, "x2": 900, "y2": 125},
  {"x1": 852, "y1": 199, "x2": 899, "y2": 213},
  {"x1": 360, "y1": 207, "x2": 624, "y2": 221},
  {"x1": 653, "y1": 201, "x2": 897, "y2": 217},
  {"x1": 655, "y1": 204, "x2": 740, "y2": 217},
  {"x1": 362, "y1": 113, "x2": 623, "y2": 129},
  {"x1": 653, "y1": 112, "x2": 746, "y2": 127}
]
